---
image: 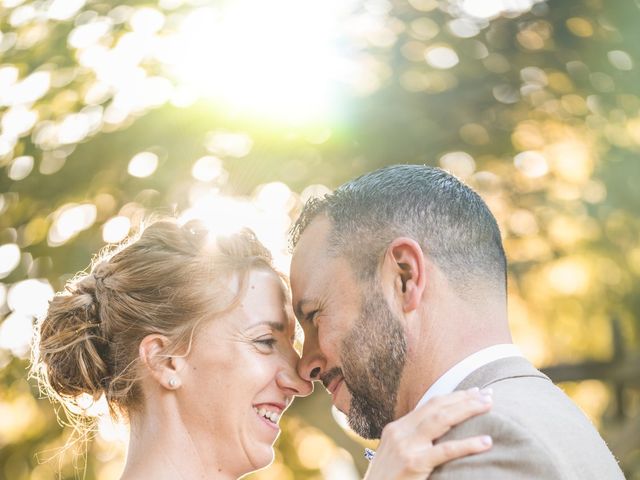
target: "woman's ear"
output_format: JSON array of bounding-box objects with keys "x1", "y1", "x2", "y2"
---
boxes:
[
  {"x1": 383, "y1": 237, "x2": 426, "y2": 313},
  {"x1": 139, "y1": 334, "x2": 186, "y2": 390}
]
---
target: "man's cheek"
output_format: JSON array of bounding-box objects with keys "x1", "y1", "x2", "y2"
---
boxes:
[{"x1": 321, "y1": 335, "x2": 342, "y2": 363}]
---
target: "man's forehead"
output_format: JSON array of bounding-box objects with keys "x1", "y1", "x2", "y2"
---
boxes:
[
  {"x1": 290, "y1": 216, "x2": 336, "y2": 310},
  {"x1": 291, "y1": 216, "x2": 332, "y2": 270}
]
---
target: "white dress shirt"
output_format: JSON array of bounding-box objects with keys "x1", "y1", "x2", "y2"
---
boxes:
[{"x1": 415, "y1": 344, "x2": 523, "y2": 410}]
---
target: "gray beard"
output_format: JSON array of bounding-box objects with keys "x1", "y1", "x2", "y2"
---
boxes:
[{"x1": 340, "y1": 288, "x2": 408, "y2": 439}]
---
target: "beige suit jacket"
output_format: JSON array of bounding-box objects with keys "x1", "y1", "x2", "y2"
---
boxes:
[{"x1": 430, "y1": 357, "x2": 625, "y2": 479}]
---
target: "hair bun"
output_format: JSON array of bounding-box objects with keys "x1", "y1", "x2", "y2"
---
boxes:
[{"x1": 35, "y1": 275, "x2": 110, "y2": 400}]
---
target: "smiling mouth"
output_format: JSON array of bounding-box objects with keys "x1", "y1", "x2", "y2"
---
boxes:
[{"x1": 253, "y1": 405, "x2": 282, "y2": 426}]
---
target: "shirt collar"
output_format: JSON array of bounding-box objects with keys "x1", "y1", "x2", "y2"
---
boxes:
[{"x1": 415, "y1": 344, "x2": 523, "y2": 410}]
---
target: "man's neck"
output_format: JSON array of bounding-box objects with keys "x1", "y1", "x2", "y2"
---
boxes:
[
  {"x1": 394, "y1": 305, "x2": 511, "y2": 417},
  {"x1": 416, "y1": 343, "x2": 522, "y2": 408}
]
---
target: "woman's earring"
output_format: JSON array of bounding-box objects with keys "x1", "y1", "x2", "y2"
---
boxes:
[{"x1": 168, "y1": 378, "x2": 178, "y2": 388}]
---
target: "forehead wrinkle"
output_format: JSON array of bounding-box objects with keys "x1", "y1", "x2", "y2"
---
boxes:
[{"x1": 246, "y1": 320, "x2": 286, "y2": 332}]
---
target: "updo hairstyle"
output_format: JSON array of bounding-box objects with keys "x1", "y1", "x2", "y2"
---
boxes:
[{"x1": 31, "y1": 219, "x2": 277, "y2": 421}]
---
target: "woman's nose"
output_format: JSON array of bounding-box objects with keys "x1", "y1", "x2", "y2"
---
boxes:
[{"x1": 277, "y1": 367, "x2": 313, "y2": 397}]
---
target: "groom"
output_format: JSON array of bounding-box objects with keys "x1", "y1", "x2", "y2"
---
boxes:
[{"x1": 289, "y1": 165, "x2": 624, "y2": 478}]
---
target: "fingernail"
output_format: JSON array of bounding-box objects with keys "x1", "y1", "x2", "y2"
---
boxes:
[
  {"x1": 481, "y1": 435, "x2": 492, "y2": 446},
  {"x1": 478, "y1": 393, "x2": 492, "y2": 404},
  {"x1": 468, "y1": 387, "x2": 480, "y2": 393},
  {"x1": 473, "y1": 387, "x2": 492, "y2": 403}
]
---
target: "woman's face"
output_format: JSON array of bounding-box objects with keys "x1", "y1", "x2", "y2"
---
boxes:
[{"x1": 176, "y1": 269, "x2": 311, "y2": 475}]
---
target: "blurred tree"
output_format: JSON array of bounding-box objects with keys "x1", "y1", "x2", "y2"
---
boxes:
[{"x1": 0, "y1": 0, "x2": 639, "y2": 478}]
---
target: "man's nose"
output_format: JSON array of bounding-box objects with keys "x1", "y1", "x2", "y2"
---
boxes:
[{"x1": 297, "y1": 342, "x2": 325, "y2": 381}]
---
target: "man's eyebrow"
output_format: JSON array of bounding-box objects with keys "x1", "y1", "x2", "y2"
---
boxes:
[{"x1": 294, "y1": 299, "x2": 317, "y2": 322}]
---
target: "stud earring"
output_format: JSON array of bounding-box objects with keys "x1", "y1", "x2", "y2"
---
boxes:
[{"x1": 168, "y1": 378, "x2": 178, "y2": 388}]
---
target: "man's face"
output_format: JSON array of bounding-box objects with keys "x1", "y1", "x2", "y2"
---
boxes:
[{"x1": 291, "y1": 217, "x2": 407, "y2": 439}]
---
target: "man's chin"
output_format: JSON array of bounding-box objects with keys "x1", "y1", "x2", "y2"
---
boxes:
[{"x1": 344, "y1": 389, "x2": 396, "y2": 439}]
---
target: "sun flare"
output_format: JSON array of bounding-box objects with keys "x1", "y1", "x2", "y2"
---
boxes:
[{"x1": 164, "y1": 0, "x2": 349, "y2": 124}]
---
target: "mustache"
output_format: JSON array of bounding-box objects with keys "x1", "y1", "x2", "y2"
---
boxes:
[{"x1": 320, "y1": 367, "x2": 344, "y2": 390}]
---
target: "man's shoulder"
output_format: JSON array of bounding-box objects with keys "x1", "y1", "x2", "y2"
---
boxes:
[
  {"x1": 430, "y1": 375, "x2": 625, "y2": 479},
  {"x1": 453, "y1": 356, "x2": 601, "y2": 436},
  {"x1": 431, "y1": 407, "x2": 563, "y2": 479}
]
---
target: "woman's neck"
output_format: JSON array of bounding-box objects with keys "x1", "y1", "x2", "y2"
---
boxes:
[{"x1": 120, "y1": 412, "x2": 239, "y2": 480}]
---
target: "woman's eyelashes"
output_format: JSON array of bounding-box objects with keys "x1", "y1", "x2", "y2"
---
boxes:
[{"x1": 254, "y1": 337, "x2": 277, "y2": 350}]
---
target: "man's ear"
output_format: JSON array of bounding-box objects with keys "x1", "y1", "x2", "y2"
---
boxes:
[
  {"x1": 383, "y1": 237, "x2": 426, "y2": 313},
  {"x1": 139, "y1": 334, "x2": 186, "y2": 390}
]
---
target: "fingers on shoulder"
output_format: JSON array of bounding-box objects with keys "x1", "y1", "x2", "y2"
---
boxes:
[
  {"x1": 416, "y1": 388, "x2": 493, "y2": 438},
  {"x1": 426, "y1": 435, "x2": 493, "y2": 469}
]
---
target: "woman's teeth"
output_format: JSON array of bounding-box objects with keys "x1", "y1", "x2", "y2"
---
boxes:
[{"x1": 254, "y1": 407, "x2": 280, "y2": 424}]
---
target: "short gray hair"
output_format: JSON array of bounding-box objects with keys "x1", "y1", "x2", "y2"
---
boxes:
[{"x1": 290, "y1": 165, "x2": 506, "y2": 295}]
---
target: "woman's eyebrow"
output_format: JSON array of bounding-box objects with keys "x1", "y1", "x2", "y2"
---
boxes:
[{"x1": 250, "y1": 320, "x2": 285, "y2": 332}]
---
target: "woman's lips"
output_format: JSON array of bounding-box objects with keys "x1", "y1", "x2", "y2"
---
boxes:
[
  {"x1": 253, "y1": 403, "x2": 284, "y2": 432},
  {"x1": 256, "y1": 412, "x2": 280, "y2": 431}
]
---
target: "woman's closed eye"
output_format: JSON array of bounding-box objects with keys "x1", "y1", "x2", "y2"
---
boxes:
[{"x1": 254, "y1": 337, "x2": 277, "y2": 350}]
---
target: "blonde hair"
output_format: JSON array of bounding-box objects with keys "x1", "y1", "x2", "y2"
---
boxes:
[{"x1": 31, "y1": 218, "x2": 276, "y2": 427}]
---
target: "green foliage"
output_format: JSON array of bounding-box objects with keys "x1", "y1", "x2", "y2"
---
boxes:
[{"x1": 1, "y1": 0, "x2": 639, "y2": 478}]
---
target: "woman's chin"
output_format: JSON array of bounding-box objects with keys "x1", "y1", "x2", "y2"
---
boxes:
[{"x1": 247, "y1": 445, "x2": 275, "y2": 474}]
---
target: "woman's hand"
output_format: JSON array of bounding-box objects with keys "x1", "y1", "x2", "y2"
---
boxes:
[{"x1": 363, "y1": 387, "x2": 493, "y2": 480}]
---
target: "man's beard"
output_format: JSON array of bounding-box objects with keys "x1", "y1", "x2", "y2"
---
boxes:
[{"x1": 339, "y1": 286, "x2": 408, "y2": 439}]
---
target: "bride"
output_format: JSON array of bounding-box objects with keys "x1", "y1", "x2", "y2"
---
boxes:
[{"x1": 32, "y1": 219, "x2": 492, "y2": 480}]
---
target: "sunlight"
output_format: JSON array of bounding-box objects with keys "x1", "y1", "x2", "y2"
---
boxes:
[
  {"x1": 0, "y1": 312, "x2": 33, "y2": 357},
  {"x1": 545, "y1": 140, "x2": 593, "y2": 183},
  {"x1": 128, "y1": 151, "x2": 159, "y2": 178},
  {"x1": 204, "y1": 131, "x2": 253, "y2": 158},
  {"x1": 48, "y1": 203, "x2": 98, "y2": 247},
  {"x1": 458, "y1": 0, "x2": 541, "y2": 20},
  {"x1": 514, "y1": 150, "x2": 549, "y2": 178},
  {"x1": 179, "y1": 187, "x2": 294, "y2": 273},
  {"x1": 297, "y1": 431, "x2": 335, "y2": 469},
  {"x1": 1, "y1": 105, "x2": 38, "y2": 138},
  {"x1": 164, "y1": 0, "x2": 350, "y2": 123},
  {"x1": 0, "y1": 394, "x2": 44, "y2": 444},
  {"x1": 102, "y1": 216, "x2": 131, "y2": 243},
  {"x1": 439, "y1": 151, "x2": 476, "y2": 179},
  {"x1": 47, "y1": 0, "x2": 86, "y2": 21},
  {"x1": 547, "y1": 257, "x2": 590, "y2": 295},
  {"x1": 180, "y1": 191, "x2": 258, "y2": 238},
  {"x1": 191, "y1": 155, "x2": 224, "y2": 182},
  {"x1": 0, "y1": 70, "x2": 50, "y2": 106},
  {"x1": 0, "y1": 243, "x2": 21, "y2": 279},
  {"x1": 97, "y1": 412, "x2": 129, "y2": 444},
  {"x1": 7, "y1": 278, "x2": 55, "y2": 318},
  {"x1": 425, "y1": 46, "x2": 460, "y2": 69}
]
